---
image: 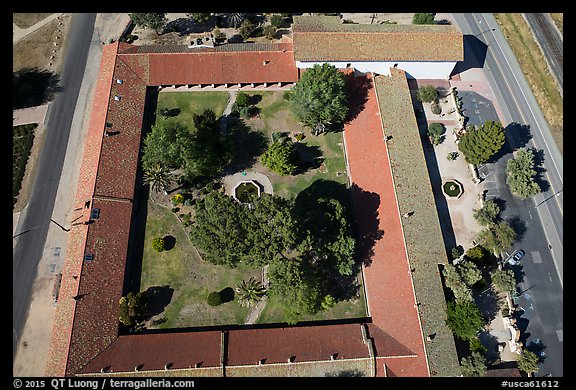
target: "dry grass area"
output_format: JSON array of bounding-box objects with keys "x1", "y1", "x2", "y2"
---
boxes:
[
  {"x1": 495, "y1": 13, "x2": 563, "y2": 154},
  {"x1": 549, "y1": 13, "x2": 563, "y2": 34},
  {"x1": 13, "y1": 13, "x2": 53, "y2": 29},
  {"x1": 13, "y1": 13, "x2": 72, "y2": 72}
]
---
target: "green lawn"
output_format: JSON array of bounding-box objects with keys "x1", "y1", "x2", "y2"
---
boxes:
[
  {"x1": 140, "y1": 200, "x2": 259, "y2": 329},
  {"x1": 156, "y1": 91, "x2": 229, "y2": 130},
  {"x1": 141, "y1": 89, "x2": 366, "y2": 328},
  {"x1": 241, "y1": 91, "x2": 349, "y2": 199}
]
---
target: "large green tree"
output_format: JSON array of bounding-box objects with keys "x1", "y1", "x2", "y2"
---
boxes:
[
  {"x1": 186, "y1": 13, "x2": 211, "y2": 24},
  {"x1": 517, "y1": 350, "x2": 540, "y2": 375},
  {"x1": 458, "y1": 120, "x2": 506, "y2": 165},
  {"x1": 473, "y1": 199, "x2": 501, "y2": 227},
  {"x1": 460, "y1": 352, "x2": 487, "y2": 377},
  {"x1": 268, "y1": 258, "x2": 321, "y2": 324},
  {"x1": 506, "y1": 148, "x2": 541, "y2": 199},
  {"x1": 299, "y1": 197, "x2": 356, "y2": 277},
  {"x1": 476, "y1": 222, "x2": 516, "y2": 254},
  {"x1": 288, "y1": 63, "x2": 349, "y2": 135},
  {"x1": 445, "y1": 300, "x2": 486, "y2": 341},
  {"x1": 189, "y1": 191, "x2": 251, "y2": 266},
  {"x1": 261, "y1": 140, "x2": 299, "y2": 176},
  {"x1": 458, "y1": 261, "x2": 483, "y2": 287},
  {"x1": 129, "y1": 13, "x2": 167, "y2": 35},
  {"x1": 442, "y1": 264, "x2": 474, "y2": 303},
  {"x1": 490, "y1": 268, "x2": 516, "y2": 293}
]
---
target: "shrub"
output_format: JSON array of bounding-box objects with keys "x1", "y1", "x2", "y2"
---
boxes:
[
  {"x1": 207, "y1": 291, "x2": 222, "y2": 306},
  {"x1": 213, "y1": 28, "x2": 226, "y2": 43},
  {"x1": 152, "y1": 237, "x2": 165, "y2": 252},
  {"x1": 270, "y1": 14, "x2": 285, "y2": 28},
  {"x1": 465, "y1": 245, "x2": 489, "y2": 263},
  {"x1": 427, "y1": 122, "x2": 445, "y2": 145},
  {"x1": 263, "y1": 25, "x2": 277, "y2": 40},
  {"x1": 261, "y1": 140, "x2": 299, "y2": 175},
  {"x1": 447, "y1": 151, "x2": 459, "y2": 161},
  {"x1": 171, "y1": 207, "x2": 179, "y2": 213},
  {"x1": 431, "y1": 101, "x2": 442, "y2": 115},
  {"x1": 294, "y1": 132, "x2": 305, "y2": 142},
  {"x1": 451, "y1": 245, "x2": 464, "y2": 260},
  {"x1": 413, "y1": 13, "x2": 436, "y2": 24},
  {"x1": 171, "y1": 193, "x2": 184, "y2": 205},
  {"x1": 416, "y1": 85, "x2": 438, "y2": 103}
]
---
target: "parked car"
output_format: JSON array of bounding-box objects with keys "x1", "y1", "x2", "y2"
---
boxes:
[{"x1": 507, "y1": 249, "x2": 525, "y2": 266}]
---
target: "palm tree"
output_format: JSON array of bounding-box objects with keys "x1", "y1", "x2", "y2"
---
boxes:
[
  {"x1": 235, "y1": 277, "x2": 266, "y2": 307},
  {"x1": 143, "y1": 164, "x2": 170, "y2": 194},
  {"x1": 224, "y1": 13, "x2": 245, "y2": 28}
]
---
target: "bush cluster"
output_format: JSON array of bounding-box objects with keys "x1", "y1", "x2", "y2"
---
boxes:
[
  {"x1": 152, "y1": 237, "x2": 165, "y2": 252},
  {"x1": 13, "y1": 124, "x2": 37, "y2": 206}
]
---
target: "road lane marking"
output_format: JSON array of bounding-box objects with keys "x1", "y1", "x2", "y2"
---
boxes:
[
  {"x1": 531, "y1": 251, "x2": 542, "y2": 263},
  {"x1": 556, "y1": 329, "x2": 563, "y2": 342}
]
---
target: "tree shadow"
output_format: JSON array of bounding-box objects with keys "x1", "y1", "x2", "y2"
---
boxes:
[
  {"x1": 294, "y1": 142, "x2": 323, "y2": 173},
  {"x1": 531, "y1": 148, "x2": 551, "y2": 193},
  {"x1": 163, "y1": 235, "x2": 176, "y2": 251},
  {"x1": 219, "y1": 287, "x2": 235, "y2": 303},
  {"x1": 505, "y1": 122, "x2": 533, "y2": 151},
  {"x1": 294, "y1": 179, "x2": 351, "y2": 215},
  {"x1": 225, "y1": 117, "x2": 268, "y2": 173},
  {"x1": 508, "y1": 215, "x2": 527, "y2": 244},
  {"x1": 526, "y1": 338, "x2": 547, "y2": 363},
  {"x1": 479, "y1": 330, "x2": 503, "y2": 362},
  {"x1": 13, "y1": 67, "x2": 63, "y2": 109},
  {"x1": 349, "y1": 184, "x2": 383, "y2": 268},
  {"x1": 474, "y1": 287, "x2": 502, "y2": 323},
  {"x1": 344, "y1": 72, "x2": 372, "y2": 123},
  {"x1": 248, "y1": 94, "x2": 262, "y2": 105},
  {"x1": 491, "y1": 197, "x2": 507, "y2": 221},
  {"x1": 144, "y1": 285, "x2": 174, "y2": 318}
]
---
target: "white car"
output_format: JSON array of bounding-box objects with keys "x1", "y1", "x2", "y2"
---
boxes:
[{"x1": 507, "y1": 249, "x2": 525, "y2": 266}]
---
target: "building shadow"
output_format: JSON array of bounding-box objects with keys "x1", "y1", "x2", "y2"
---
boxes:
[
  {"x1": 344, "y1": 72, "x2": 372, "y2": 123},
  {"x1": 123, "y1": 87, "x2": 158, "y2": 294},
  {"x1": 450, "y1": 34, "x2": 489, "y2": 77}
]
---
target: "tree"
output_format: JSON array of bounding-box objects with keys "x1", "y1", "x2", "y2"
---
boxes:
[
  {"x1": 141, "y1": 119, "x2": 191, "y2": 174},
  {"x1": 189, "y1": 191, "x2": 251, "y2": 266},
  {"x1": 118, "y1": 291, "x2": 148, "y2": 326},
  {"x1": 223, "y1": 13, "x2": 246, "y2": 28},
  {"x1": 186, "y1": 13, "x2": 211, "y2": 24},
  {"x1": 427, "y1": 122, "x2": 445, "y2": 145},
  {"x1": 458, "y1": 120, "x2": 506, "y2": 165},
  {"x1": 270, "y1": 14, "x2": 285, "y2": 28},
  {"x1": 129, "y1": 13, "x2": 167, "y2": 35},
  {"x1": 460, "y1": 352, "x2": 487, "y2": 377},
  {"x1": 465, "y1": 245, "x2": 489, "y2": 263},
  {"x1": 268, "y1": 258, "x2": 321, "y2": 324},
  {"x1": 416, "y1": 85, "x2": 438, "y2": 103},
  {"x1": 490, "y1": 268, "x2": 516, "y2": 293},
  {"x1": 261, "y1": 140, "x2": 299, "y2": 176},
  {"x1": 213, "y1": 28, "x2": 226, "y2": 43},
  {"x1": 152, "y1": 237, "x2": 165, "y2": 252},
  {"x1": 442, "y1": 264, "x2": 473, "y2": 303},
  {"x1": 143, "y1": 164, "x2": 170, "y2": 194},
  {"x1": 459, "y1": 261, "x2": 483, "y2": 286},
  {"x1": 506, "y1": 148, "x2": 541, "y2": 199},
  {"x1": 445, "y1": 300, "x2": 486, "y2": 341},
  {"x1": 238, "y1": 19, "x2": 256, "y2": 39},
  {"x1": 517, "y1": 350, "x2": 540, "y2": 375},
  {"x1": 263, "y1": 25, "x2": 277, "y2": 40},
  {"x1": 473, "y1": 199, "x2": 501, "y2": 227},
  {"x1": 235, "y1": 277, "x2": 266, "y2": 307},
  {"x1": 413, "y1": 13, "x2": 436, "y2": 24},
  {"x1": 476, "y1": 222, "x2": 516, "y2": 254},
  {"x1": 288, "y1": 63, "x2": 349, "y2": 135}
]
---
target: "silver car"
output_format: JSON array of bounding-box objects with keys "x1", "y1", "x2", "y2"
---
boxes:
[{"x1": 507, "y1": 249, "x2": 525, "y2": 266}]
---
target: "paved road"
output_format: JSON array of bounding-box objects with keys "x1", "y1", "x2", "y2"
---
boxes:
[
  {"x1": 12, "y1": 13, "x2": 97, "y2": 358},
  {"x1": 453, "y1": 13, "x2": 563, "y2": 377},
  {"x1": 523, "y1": 13, "x2": 563, "y2": 94}
]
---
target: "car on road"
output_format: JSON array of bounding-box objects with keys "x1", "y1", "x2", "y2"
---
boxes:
[{"x1": 507, "y1": 249, "x2": 525, "y2": 266}]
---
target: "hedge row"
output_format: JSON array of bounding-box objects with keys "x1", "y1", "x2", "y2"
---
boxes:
[{"x1": 13, "y1": 123, "x2": 37, "y2": 206}]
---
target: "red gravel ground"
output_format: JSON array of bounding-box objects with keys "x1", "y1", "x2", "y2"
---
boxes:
[{"x1": 343, "y1": 72, "x2": 429, "y2": 377}]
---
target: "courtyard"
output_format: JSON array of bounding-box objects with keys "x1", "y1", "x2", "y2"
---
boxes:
[{"x1": 137, "y1": 88, "x2": 367, "y2": 330}]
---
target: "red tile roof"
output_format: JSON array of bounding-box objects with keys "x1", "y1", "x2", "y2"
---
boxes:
[
  {"x1": 226, "y1": 324, "x2": 371, "y2": 366},
  {"x1": 293, "y1": 15, "x2": 464, "y2": 62},
  {"x1": 79, "y1": 332, "x2": 223, "y2": 374},
  {"x1": 66, "y1": 198, "x2": 133, "y2": 374}
]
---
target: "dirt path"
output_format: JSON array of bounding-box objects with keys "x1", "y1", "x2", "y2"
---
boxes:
[{"x1": 13, "y1": 13, "x2": 64, "y2": 45}]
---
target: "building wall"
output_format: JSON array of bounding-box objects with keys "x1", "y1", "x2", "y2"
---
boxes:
[{"x1": 295, "y1": 61, "x2": 457, "y2": 79}]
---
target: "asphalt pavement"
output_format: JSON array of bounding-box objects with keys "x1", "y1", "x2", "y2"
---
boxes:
[
  {"x1": 453, "y1": 13, "x2": 563, "y2": 377},
  {"x1": 12, "y1": 13, "x2": 97, "y2": 359}
]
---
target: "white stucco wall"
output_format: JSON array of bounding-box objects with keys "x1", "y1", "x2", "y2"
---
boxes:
[{"x1": 295, "y1": 60, "x2": 457, "y2": 79}]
